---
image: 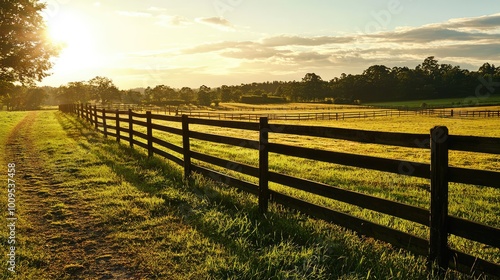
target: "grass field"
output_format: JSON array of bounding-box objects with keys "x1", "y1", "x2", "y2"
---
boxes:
[
  {"x1": 112, "y1": 110, "x2": 499, "y2": 273},
  {"x1": 1, "y1": 110, "x2": 498, "y2": 279},
  {"x1": 365, "y1": 94, "x2": 500, "y2": 108}
]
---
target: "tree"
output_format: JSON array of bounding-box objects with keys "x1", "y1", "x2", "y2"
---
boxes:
[
  {"x1": 179, "y1": 87, "x2": 195, "y2": 103},
  {"x1": 219, "y1": 85, "x2": 232, "y2": 102},
  {"x1": 197, "y1": 85, "x2": 212, "y2": 106},
  {"x1": 57, "y1": 81, "x2": 90, "y2": 104},
  {"x1": 301, "y1": 73, "x2": 326, "y2": 101},
  {"x1": 88, "y1": 76, "x2": 120, "y2": 104},
  {"x1": 5, "y1": 86, "x2": 46, "y2": 110},
  {"x1": 121, "y1": 89, "x2": 142, "y2": 104},
  {"x1": 0, "y1": 1, "x2": 59, "y2": 88},
  {"x1": 417, "y1": 56, "x2": 440, "y2": 79}
]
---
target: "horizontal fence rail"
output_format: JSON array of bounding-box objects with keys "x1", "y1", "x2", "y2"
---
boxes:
[
  {"x1": 61, "y1": 103, "x2": 500, "y2": 123},
  {"x1": 59, "y1": 103, "x2": 500, "y2": 277}
]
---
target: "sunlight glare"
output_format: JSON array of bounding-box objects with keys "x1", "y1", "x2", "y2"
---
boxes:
[{"x1": 47, "y1": 12, "x2": 101, "y2": 72}]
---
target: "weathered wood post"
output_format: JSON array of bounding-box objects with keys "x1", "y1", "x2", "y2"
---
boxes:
[
  {"x1": 128, "y1": 109, "x2": 134, "y2": 148},
  {"x1": 429, "y1": 126, "x2": 450, "y2": 273},
  {"x1": 259, "y1": 117, "x2": 269, "y2": 214},
  {"x1": 94, "y1": 105, "x2": 98, "y2": 130},
  {"x1": 116, "y1": 110, "x2": 120, "y2": 142},
  {"x1": 146, "y1": 111, "x2": 153, "y2": 157},
  {"x1": 85, "y1": 104, "x2": 90, "y2": 122},
  {"x1": 102, "y1": 108, "x2": 108, "y2": 138},
  {"x1": 182, "y1": 115, "x2": 191, "y2": 179}
]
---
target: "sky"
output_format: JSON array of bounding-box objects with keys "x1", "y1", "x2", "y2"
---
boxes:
[{"x1": 39, "y1": 0, "x2": 500, "y2": 90}]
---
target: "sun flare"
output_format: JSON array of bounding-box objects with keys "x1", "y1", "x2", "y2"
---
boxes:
[{"x1": 46, "y1": 12, "x2": 100, "y2": 72}]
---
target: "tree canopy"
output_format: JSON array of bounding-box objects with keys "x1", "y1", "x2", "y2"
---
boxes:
[{"x1": 0, "y1": 0, "x2": 59, "y2": 86}]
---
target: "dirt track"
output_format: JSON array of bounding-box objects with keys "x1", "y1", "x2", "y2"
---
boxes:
[{"x1": 5, "y1": 111, "x2": 144, "y2": 279}]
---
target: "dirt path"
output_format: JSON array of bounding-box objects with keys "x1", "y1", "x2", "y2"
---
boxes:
[{"x1": 5, "y1": 112, "x2": 145, "y2": 279}]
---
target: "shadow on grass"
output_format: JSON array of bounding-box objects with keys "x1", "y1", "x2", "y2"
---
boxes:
[{"x1": 55, "y1": 112, "x2": 431, "y2": 279}]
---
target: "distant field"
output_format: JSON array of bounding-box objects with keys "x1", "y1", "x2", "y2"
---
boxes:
[
  {"x1": 217, "y1": 102, "x2": 364, "y2": 113},
  {"x1": 365, "y1": 94, "x2": 500, "y2": 108}
]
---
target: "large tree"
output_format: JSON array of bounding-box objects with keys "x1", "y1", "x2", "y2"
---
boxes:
[
  {"x1": 0, "y1": 1, "x2": 59, "y2": 87},
  {"x1": 88, "y1": 76, "x2": 120, "y2": 104}
]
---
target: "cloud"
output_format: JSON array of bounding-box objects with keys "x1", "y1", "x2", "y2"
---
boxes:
[
  {"x1": 196, "y1": 16, "x2": 234, "y2": 31},
  {"x1": 182, "y1": 41, "x2": 241, "y2": 54},
  {"x1": 261, "y1": 35, "x2": 355, "y2": 46},
  {"x1": 115, "y1": 13, "x2": 500, "y2": 88},
  {"x1": 369, "y1": 13, "x2": 500, "y2": 44},
  {"x1": 157, "y1": 15, "x2": 190, "y2": 27},
  {"x1": 446, "y1": 13, "x2": 500, "y2": 31},
  {"x1": 221, "y1": 46, "x2": 288, "y2": 60},
  {"x1": 373, "y1": 25, "x2": 500, "y2": 43},
  {"x1": 116, "y1": 8, "x2": 191, "y2": 27}
]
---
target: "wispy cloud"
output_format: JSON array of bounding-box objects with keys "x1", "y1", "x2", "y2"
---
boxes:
[
  {"x1": 102, "y1": 12, "x2": 500, "y2": 87},
  {"x1": 261, "y1": 35, "x2": 355, "y2": 47},
  {"x1": 445, "y1": 13, "x2": 500, "y2": 31},
  {"x1": 195, "y1": 17, "x2": 234, "y2": 31},
  {"x1": 371, "y1": 26, "x2": 500, "y2": 43},
  {"x1": 157, "y1": 15, "x2": 190, "y2": 27},
  {"x1": 116, "y1": 8, "x2": 191, "y2": 28}
]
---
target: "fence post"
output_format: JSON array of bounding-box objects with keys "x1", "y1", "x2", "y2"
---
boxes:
[
  {"x1": 182, "y1": 115, "x2": 191, "y2": 179},
  {"x1": 128, "y1": 109, "x2": 134, "y2": 148},
  {"x1": 146, "y1": 111, "x2": 153, "y2": 157},
  {"x1": 259, "y1": 117, "x2": 269, "y2": 214},
  {"x1": 91, "y1": 105, "x2": 94, "y2": 124},
  {"x1": 116, "y1": 110, "x2": 120, "y2": 142},
  {"x1": 94, "y1": 106, "x2": 98, "y2": 130},
  {"x1": 429, "y1": 126, "x2": 449, "y2": 273},
  {"x1": 85, "y1": 104, "x2": 89, "y2": 122},
  {"x1": 103, "y1": 108, "x2": 108, "y2": 138}
]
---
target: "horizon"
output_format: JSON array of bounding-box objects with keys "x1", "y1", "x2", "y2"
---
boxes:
[{"x1": 39, "y1": 1, "x2": 500, "y2": 89}]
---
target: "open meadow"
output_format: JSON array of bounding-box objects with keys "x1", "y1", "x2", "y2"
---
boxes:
[
  {"x1": 1, "y1": 109, "x2": 499, "y2": 279},
  {"x1": 365, "y1": 95, "x2": 500, "y2": 109}
]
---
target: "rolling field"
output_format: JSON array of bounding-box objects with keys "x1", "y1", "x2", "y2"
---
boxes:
[
  {"x1": 365, "y1": 95, "x2": 500, "y2": 108},
  {"x1": 1, "y1": 110, "x2": 499, "y2": 279}
]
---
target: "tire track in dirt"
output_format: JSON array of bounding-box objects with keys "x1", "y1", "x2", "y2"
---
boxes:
[{"x1": 5, "y1": 112, "x2": 145, "y2": 279}]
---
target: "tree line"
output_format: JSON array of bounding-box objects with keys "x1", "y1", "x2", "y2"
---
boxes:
[{"x1": 2, "y1": 56, "x2": 500, "y2": 110}]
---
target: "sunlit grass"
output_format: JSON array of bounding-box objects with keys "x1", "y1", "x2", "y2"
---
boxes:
[
  {"x1": 115, "y1": 114, "x2": 500, "y2": 266},
  {"x1": 1, "y1": 110, "x2": 497, "y2": 279}
]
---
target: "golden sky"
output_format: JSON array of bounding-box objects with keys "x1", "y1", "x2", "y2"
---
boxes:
[{"x1": 40, "y1": 0, "x2": 500, "y2": 89}]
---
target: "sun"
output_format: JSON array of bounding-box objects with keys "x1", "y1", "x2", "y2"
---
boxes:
[{"x1": 45, "y1": 12, "x2": 101, "y2": 73}]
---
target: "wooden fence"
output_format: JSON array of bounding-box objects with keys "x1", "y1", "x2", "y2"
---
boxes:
[
  {"x1": 59, "y1": 103, "x2": 500, "y2": 277},
  {"x1": 74, "y1": 103, "x2": 500, "y2": 121}
]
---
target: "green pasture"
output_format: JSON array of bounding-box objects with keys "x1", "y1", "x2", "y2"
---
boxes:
[
  {"x1": 366, "y1": 94, "x2": 500, "y2": 108},
  {"x1": 0, "y1": 110, "x2": 498, "y2": 279}
]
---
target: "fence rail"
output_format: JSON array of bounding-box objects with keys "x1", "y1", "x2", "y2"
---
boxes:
[
  {"x1": 80, "y1": 103, "x2": 500, "y2": 121},
  {"x1": 60, "y1": 103, "x2": 500, "y2": 277}
]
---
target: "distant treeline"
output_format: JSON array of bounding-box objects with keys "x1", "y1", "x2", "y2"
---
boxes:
[{"x1": 2, "y1": 57, "x2": 499, "y2": 109}]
